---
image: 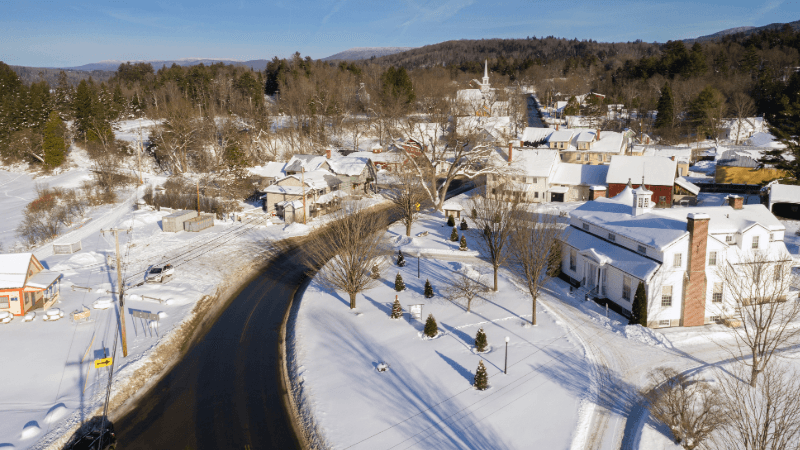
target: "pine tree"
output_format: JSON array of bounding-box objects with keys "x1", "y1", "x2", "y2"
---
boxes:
[
  {"x1": 424, "y1": 313, "x2": 438, "y2": 337},
  {"x1": 460, "y1": 218, "x2": 468, "y2": 230},
  {"x1": 654, "y1": 83, "x2": 674, "y2": 129},
  {"x1": 474, "y1": 328, "x2": 488, "y2": 352},
  {"x1": 424, "y1": 279, "x2": 434, "y2": 298},
  {"x1": 631, "y1": 282, "x2": 648, "y2": 326},
  {"x1": 447, "y1": 214, "x2": 455, "y2": 227},
  {"x1": 395, "y1": 272, "x2": 406, "y2": 292},
  {"x1": 760, "y1": 71, "x2": 800, "y2": 184},
  {"x1": 397, "y1": 249, "x2": 406, "y2": 267},
  {"x1": 42, "y1": 111, "x2": 66, "y2": 168},
  {"x1": 460, "y1": 234, "x2": 468, "y2": 251},
  {"x1": 450, "y1": 226, "x2": 459, "y2": 242},
  {"x1": 474, "y1": 360, "x2": 488, "y2": 390},
  {"x1": 391, "y1": 296, "x2": 402, "y2": 319},
  {"x1": 72, "y1": 80, "x2": 93, "y2": 137}
]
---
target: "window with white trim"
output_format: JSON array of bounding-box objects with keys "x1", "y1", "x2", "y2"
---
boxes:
[
  {"x1": 708, "y1": 251, "x2": 717, "y2": 266},
  {"x1": 752, "y1": 236, "x2": 760, "y2": 249},
  {"x1": 661, "y1": 286, "x2": 673, "y2": 307},
  {"x1": 775, "y1": 264, "x2": 783, "y2": 281},
  {"x1": 622, "y1": 276, "x2": 631, "y2": 301},
  {"x1": 658, "y1": 319, "x2": 671, "y2": 327},
  {"x1": 709, "y1": 315, "x2": 721, "y2": 323},
  {"x1": 712, "y1": 283, "x2": 723, "y2": 303},
  {"x1": 673, "y1": 253, "x2": 682, "y2": 268},
  {"x1": 725, "y1": 235, "x2": 733, "y2": 244},
  {"x1": 569, "y1": 249, "x2": 576, "y2": 272}
]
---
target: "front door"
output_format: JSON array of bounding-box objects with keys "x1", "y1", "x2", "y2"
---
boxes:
[{"x1": 586, "y1": 263, "x2": 597, "y2": 289}]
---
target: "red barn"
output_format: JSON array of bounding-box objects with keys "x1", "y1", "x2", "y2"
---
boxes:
[
  {"x1": 0, "y1": 253, "x2": 61, "y2": 316},
  {"x1": 606, "y1": 155, "x2": 681, "y2": 208}
]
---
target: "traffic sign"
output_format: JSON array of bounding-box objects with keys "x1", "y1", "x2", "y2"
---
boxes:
[{"x1": 94, "y1": 357, "x2": 113, "y2": 368}]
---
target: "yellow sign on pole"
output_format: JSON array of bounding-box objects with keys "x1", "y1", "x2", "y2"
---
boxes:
[
  {"x1": 415, "y1": 203, "x2": 420, "y2": 211},
  {"x1": 94, "y1": 357, "x2": 113, "y2": 369}
]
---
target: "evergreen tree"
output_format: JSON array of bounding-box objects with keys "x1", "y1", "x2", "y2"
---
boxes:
[
  {"x1": 654, "y1": 83, "x2": 674, "y2": 129},
  {"x1": 474, "y1": 328, "x2": 488, "y2": 352},
  {"x1": 450, "y1": 226, "x2": 459, "y2": 242},
  {"x1": 42, "y1": 111, "x2": 66, "y2": 167},
  {"x1": 740, "y1": 44, "x2": 760, "y2": 76},
  {"x1": 381, "y1": 66, "x2": 415, "y2": 105},
  {"x1": 395, "y1": 272, "x2": 406, "y2": 292},
  {"x1": 397, "y1": 249, "x2": 406, "y2": 267},
  {"x1": 424, "y1": 313, "x2": 438, "y2": 337},
  {"x1": 447, "y1": 214, "x2": 455, "y2": 226},
  {"x1": 391, "y1": 296, "x2": 403, "y2": 319},
  {"x1": 631, "y1": 281, "x2": 648, "y2": 326},
  {"x1": 424, "y1": 279, "x2": 434, "y2": 298},
  {"x1": 474, "y1": 360, "x2": 488, "y2": 390},
  {"x1": 72, "y1": 80, "x2": 93, "y2": 137},
  {"x1": 688, "y1": 86, "x2": 723, "y2": 138},
  {"x1": 760, "y1": 71, "x2": 800, "y2": 184},
  {"x1": 688, "y1": 43, "x2": 707, "y2": 77},
  {"x1": 563, "y1": 96, "x2": 580, "y2": 115},
  {"x1": 460, "y1": 218, "x2": 468, "y2": 230},
  {"x1": 460, "y1": 234, "x2": 467, "y2": 250}
]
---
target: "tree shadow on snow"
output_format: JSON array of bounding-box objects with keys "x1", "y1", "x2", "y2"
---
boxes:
[
  {"x1": 436, "y1": 351, "x2": 474, "y2": 384},
  {"x1": 363, "y1": 294, "x2": 392, "y2": 316}
]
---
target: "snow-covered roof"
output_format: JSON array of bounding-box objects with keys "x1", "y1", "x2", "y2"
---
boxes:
[
  {"x1": 0, "y1": 253, "x2": 33, "y2": 289},
  {"x1": 747, "y1": 132, "x2": 782, "y2": 148},
  {"x1": 262, "y1": 185, "x2": 306, "y2": 196},
  {"x1": 637, "y1": 146, "x2": 692, "y2": 163},
  {"x1": 655, "y1": 204, "x2": 785, "y2": 234},
  {"x1": 509, "y1": 149, "x2": 560, "y2": 178},
  {"x1": 316, "y1": 190, "x2": 348, "y2": 204},
  {"x1": 770, "y1": 183, "x2": 800, "y2": 206},
  {"x1": 285, "y1": 154, "x2": 328, "y2": 173},
  {"x1": 405, "y1": 122, "x2": 447, "y2": 146},
  {"x1": 325, "y1": 156, "x2": 370, "y2": 176},
  {"x1": 348, "y1": 151, "x2": 402, "y2": 164},
  {"x1": 565, "y1": 229, "x2": 661, "y2": 280},
  {"x1": 442, "y1": 202, "x2": 464, "y2": 211},
  {"x1": 521, "y1": 127, "x2": 554, "y2": 143},
  {"x1": 716, "y1": 148, "x2": 772, "y2": 168},
  {"x1": 26, "y1": 270, "x2": 61, "y2": 289},
  {"x1": 456, "y1": 116, "x2": 511, "y2": 137},
  {"x1": 589, "y1": 131, "x2": 627, "y2": 153},
  {"x1": 549, "y1": 130, "x2": 574, "y2": 142},
  {"x1": 674, "y1": 177, "x2": 701, "y2": 195},
  {"x1": 456, "y1": 89, "x2": 484, "y2": 102},
  {"x1": 248, "y1": 161, "x2": 287, "y2": 179},
  {"x1": 550, "y1": 163, "x2": 609, "y2": 186},
  {"x1": 277, "y1": 200, "x2": 304, "y2": 209},
  {"x1": 575, "y1": 131, "x2": 596, "y2": 143},
  {"x1": 606, "y1": 155, "x2": 677, "y2": 186}
]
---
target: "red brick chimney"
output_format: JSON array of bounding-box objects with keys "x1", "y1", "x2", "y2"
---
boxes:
[
  {"x1": 508, "y1": 142, "x2": 513, "y2": 163},
  {"x1": 596, "y1": 129, "x2": 601, "y2": 141},
  {"x1": 589, "y1": 186, "x2": 606, "y2": 200},
  {"x1": 326, "y1": 148, "x2": 331, "y2": 159},
  {"x1": 670, "y1": 156, "x2": 675, "y2": 161},
  {"x1": 520, "y1": 140, "x2": 524, "y2": 147},
  {"x1": 683, "y1": 212, "x2": 710, "y2": 327},
  {"x1": 555, "y1": 124, "x2": 559, "y2": 131},
  {"x1": 727, "y1": 195, "x2": 743, "y2": 210}
]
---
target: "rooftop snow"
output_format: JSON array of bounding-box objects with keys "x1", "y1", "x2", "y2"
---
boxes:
[
  {"x1": 285, "y1": 154, "x2": 328, "y2": 173},
  {"x1": 674, "y1": 177, "x2": 701, "y2": 195},
  {"x1": 550, "y1": 163, "x2": 609, "y2": 186},
  {"x1": 0, "y1": 253, "x2": 33, "y2": 289},
  {"x1": 248, "y1": 161, "x2": 287, "y2": 179},
  {"x1": 770, "y1": 183, "x2": 800, "y2": 206},
  {"x1": 638, "y1": 146, "x2": 692, "y2": 163},
  {"x1": 565, "y1": 228, "x2": 661, "y2": 280},
  {"x1": 576, "y1": 131, "x2": 595, "y2": 143},
  {"x1": 549, "y1": 130, "x2": 574, "y2": 142},
  {"x1": 521, "y1": 127, "x2": 554, "y2": 143},
  {"x1": 509, "y1": 149, "x2": 560, "y2": 178},
  {"x1": 26, "y1": 270, "x2": 61, "y2": 289},
  {"x1": 325, "y1": 156, "x2": 370, "y2": 176},
  {"x1": 606, "y1": 155, "x2": 677, "y2": 186}
]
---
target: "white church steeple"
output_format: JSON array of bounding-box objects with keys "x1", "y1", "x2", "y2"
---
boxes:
[{"x1": 481, "y1": 60, "x2": 490, "y2": 92}]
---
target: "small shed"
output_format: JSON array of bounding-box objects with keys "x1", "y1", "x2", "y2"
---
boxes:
[
  {"x1": 443, "y1": 202, "x2": 464, "y2": 218},
  {"x1": 162, "y1": 210, "x2": 198, "y2": 232},
  {"x1": 53, "y1": 240, "x2": 82, "y2": 255},
  {"x1": 184, "y1": 214, "x2": 214, "y2": 232}
]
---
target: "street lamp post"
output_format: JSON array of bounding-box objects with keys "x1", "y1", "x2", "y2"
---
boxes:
[
  {"x1": 417, "y1": 252, "x2": 420, "y2": 278},
  {"x1": 504, "y1": 336, "x2": 510, "y2": 374}
]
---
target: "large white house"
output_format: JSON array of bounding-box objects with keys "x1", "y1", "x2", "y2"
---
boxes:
[{"x1": 559, "y1": 186, "x2": 792, "y2": 328}]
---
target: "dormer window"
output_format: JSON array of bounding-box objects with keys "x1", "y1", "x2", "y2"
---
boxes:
[{"x1": 725, "y1": 235, "x2": 733, "y2": 244}]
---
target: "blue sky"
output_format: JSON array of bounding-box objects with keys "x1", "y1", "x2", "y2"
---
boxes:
[{"x1": 0, "y1": 0, "x2": 796, "y2": 67}]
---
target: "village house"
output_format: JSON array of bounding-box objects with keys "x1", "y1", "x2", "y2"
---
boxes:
[
  {"x1": 715, "y1": 148, "x2": 786, "y2": 185},
  {"x1": 634, "y1": 146, "x2": 693, "y2": 177},
  {"x1": 606, "y1": 155, "x2": 699, "y2": 207},
  {"x1": 486, "y1": 147, "x2": 559, "y2": 203},
  {"x1": 722, "y1": 116, "x2": 766, "y2": 143},
  {"x1": 559, "y1": 189, "x2": 792, "y2": 328},
  {"x1": 349, "y1": 146, "x2": 403, "y2": 172},
  {"x1": 0, "y1": 253, "x2": 61, "y2": 316},
  {"x1": 249, "y1": 161, "x2": 287, "y2": 196},
  {"x1": 320, "y1": 154, "x2": 378, "y2": 194},
  {"x1": 261, "y1": 170, "x2": 341, "y2": 222},
  {"x1": 551, "y1": 129, "x2": 631, "y2": 165},
  {"x1": 284, "y1": 154, "x2": 328, "y2": 175},
  {"x1": 548, "y1": 163, "x2": 609, "y2": 202}
]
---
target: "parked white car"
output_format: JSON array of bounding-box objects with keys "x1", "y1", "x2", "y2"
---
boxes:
[{"x1": 145, "y1": 264, "x2": 174, "y2": 283}]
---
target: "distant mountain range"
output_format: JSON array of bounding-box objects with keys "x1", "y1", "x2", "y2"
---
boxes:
[
  {"x1": 60, "y1": 58, "x2": 270, "y2": 72},
  {"x1": 687, "y1": 20, "x2": 800, "y2": 42},
  {"x1": 321, "y1": 47, "x2": 416, "y2": 61}
]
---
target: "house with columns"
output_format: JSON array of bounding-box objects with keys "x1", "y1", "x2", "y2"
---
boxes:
[{"x1": 559, "y1": 187, "x2": 792, "y2": 328}]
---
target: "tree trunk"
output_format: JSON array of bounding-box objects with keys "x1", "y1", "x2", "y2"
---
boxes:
[
  {"x1": 750, "y1": 359, "x2": 759, "y2": 387},
  {"x1": 532, "y1": 294, "x2": 537, "y2": 326},
  {"x1": 349, "y1": 292, "x2": 357, "y2": 309},
  {"x1": 493, "y1": 266, "x2": 498, "y2": 292},
  {"x1": 406, "y1": 221, "x2": 412, "y2": 237}
]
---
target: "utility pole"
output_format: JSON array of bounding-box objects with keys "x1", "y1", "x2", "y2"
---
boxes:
[
  {"x1": 301, "y1": 166, "x2": 307, "y2": 225},
  {"x1": 137, "y1": 119, "x2": 143, "y2": 185},
  {"x1": 196, "y1": 181, "x2": 200, "y2": 214},
  {"x1": 102, "y1": 228, "x2": 129, "y2": 357}
]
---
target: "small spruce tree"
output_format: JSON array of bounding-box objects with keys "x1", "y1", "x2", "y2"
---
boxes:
[
  {"x1": 42, "y1": 111, "x2": 66, "y2": 167},
  {"x1": 474, "y1": 360, "x2": 488, "y2": 390},
  {"x1": 447, "y1": 214, "x2": 456, "y2": 227},
  {"x1": 390, "y1": 296, "x2": 403, "y2": 319},
  {"x1": 459, "y1": 234, "x2": 468, "y2": 250},
  {"x1": 395, "y1": 272, "x2": 406, "y2": 292},
  {"x1": 397, "y1": 249, "x2": 406, "y2": 267},
  {"x1": 450, "y1": 226, "x2": 459, "y2": 242},
  {"x1": 460, "y1": 218, "x2": 468, "y2": 230},
  {"x1": 631, "y1": 281, "x2": 648, "y2": 326},
  {"x1": 424, "y1": 313, "x2": 438, "y2": 337},
  {"x1": 474, "y1": 328, "x2": 488, "y2": 352},
  {"x1": 424, "y1": 279, "x2": 434, "y2": 298}
]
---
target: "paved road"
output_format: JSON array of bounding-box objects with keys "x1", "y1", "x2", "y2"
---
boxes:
[{"x1": 116, "y1": 242, "x2": 306, "y2": 450}]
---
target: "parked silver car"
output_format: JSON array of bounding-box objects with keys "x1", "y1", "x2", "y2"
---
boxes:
[{"x1": 145, "y1": 264, "x2": 174, "y2": 283}]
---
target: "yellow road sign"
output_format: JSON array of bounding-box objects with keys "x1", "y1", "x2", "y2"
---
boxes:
[{"x1": 94, "y1": 357, "x2": 113, "y2": 368}]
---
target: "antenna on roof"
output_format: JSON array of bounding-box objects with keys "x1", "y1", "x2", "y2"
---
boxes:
[{"x1": 641, "y1": 175, "x2": 645, "y2": 187}]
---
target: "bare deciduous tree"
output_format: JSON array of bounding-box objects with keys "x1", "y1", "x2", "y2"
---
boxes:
[
  {"x1": 713, "y1": 250, "x2": 800, "y2": 386},
  {"x1": 729, "y1": 92, "x2": 756, "y2": 145},
  {"x1": 385, "y1": 165, "x2": 429, "y2": 237},
  {"x1": 302, "y1": 203, "x2": 391, "y2": 309},
  {"x1": 713, "y1": 364, "x2": 800, "y2": 450},
  {"x1": 643, "y1": 367, "x2": 726, "y2": 450},
  {"x1": 510, "y1": 209, "x2": 564, "y2": 326},
  {"x1": 469, "y1": 190, "x2": 521, "y2": 291},
  {"x1": 445, "y1": 269, "x2": 489, "y2": 313}
]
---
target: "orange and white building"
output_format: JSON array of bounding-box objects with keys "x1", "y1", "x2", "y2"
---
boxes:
[{"x1": 0, "y1": 253, "x2": 61, "y2": 316}]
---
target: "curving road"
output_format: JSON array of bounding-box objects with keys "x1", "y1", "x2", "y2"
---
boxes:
[{"x1": 116, "y1": 242, "x2": 307, "y2": 450}]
